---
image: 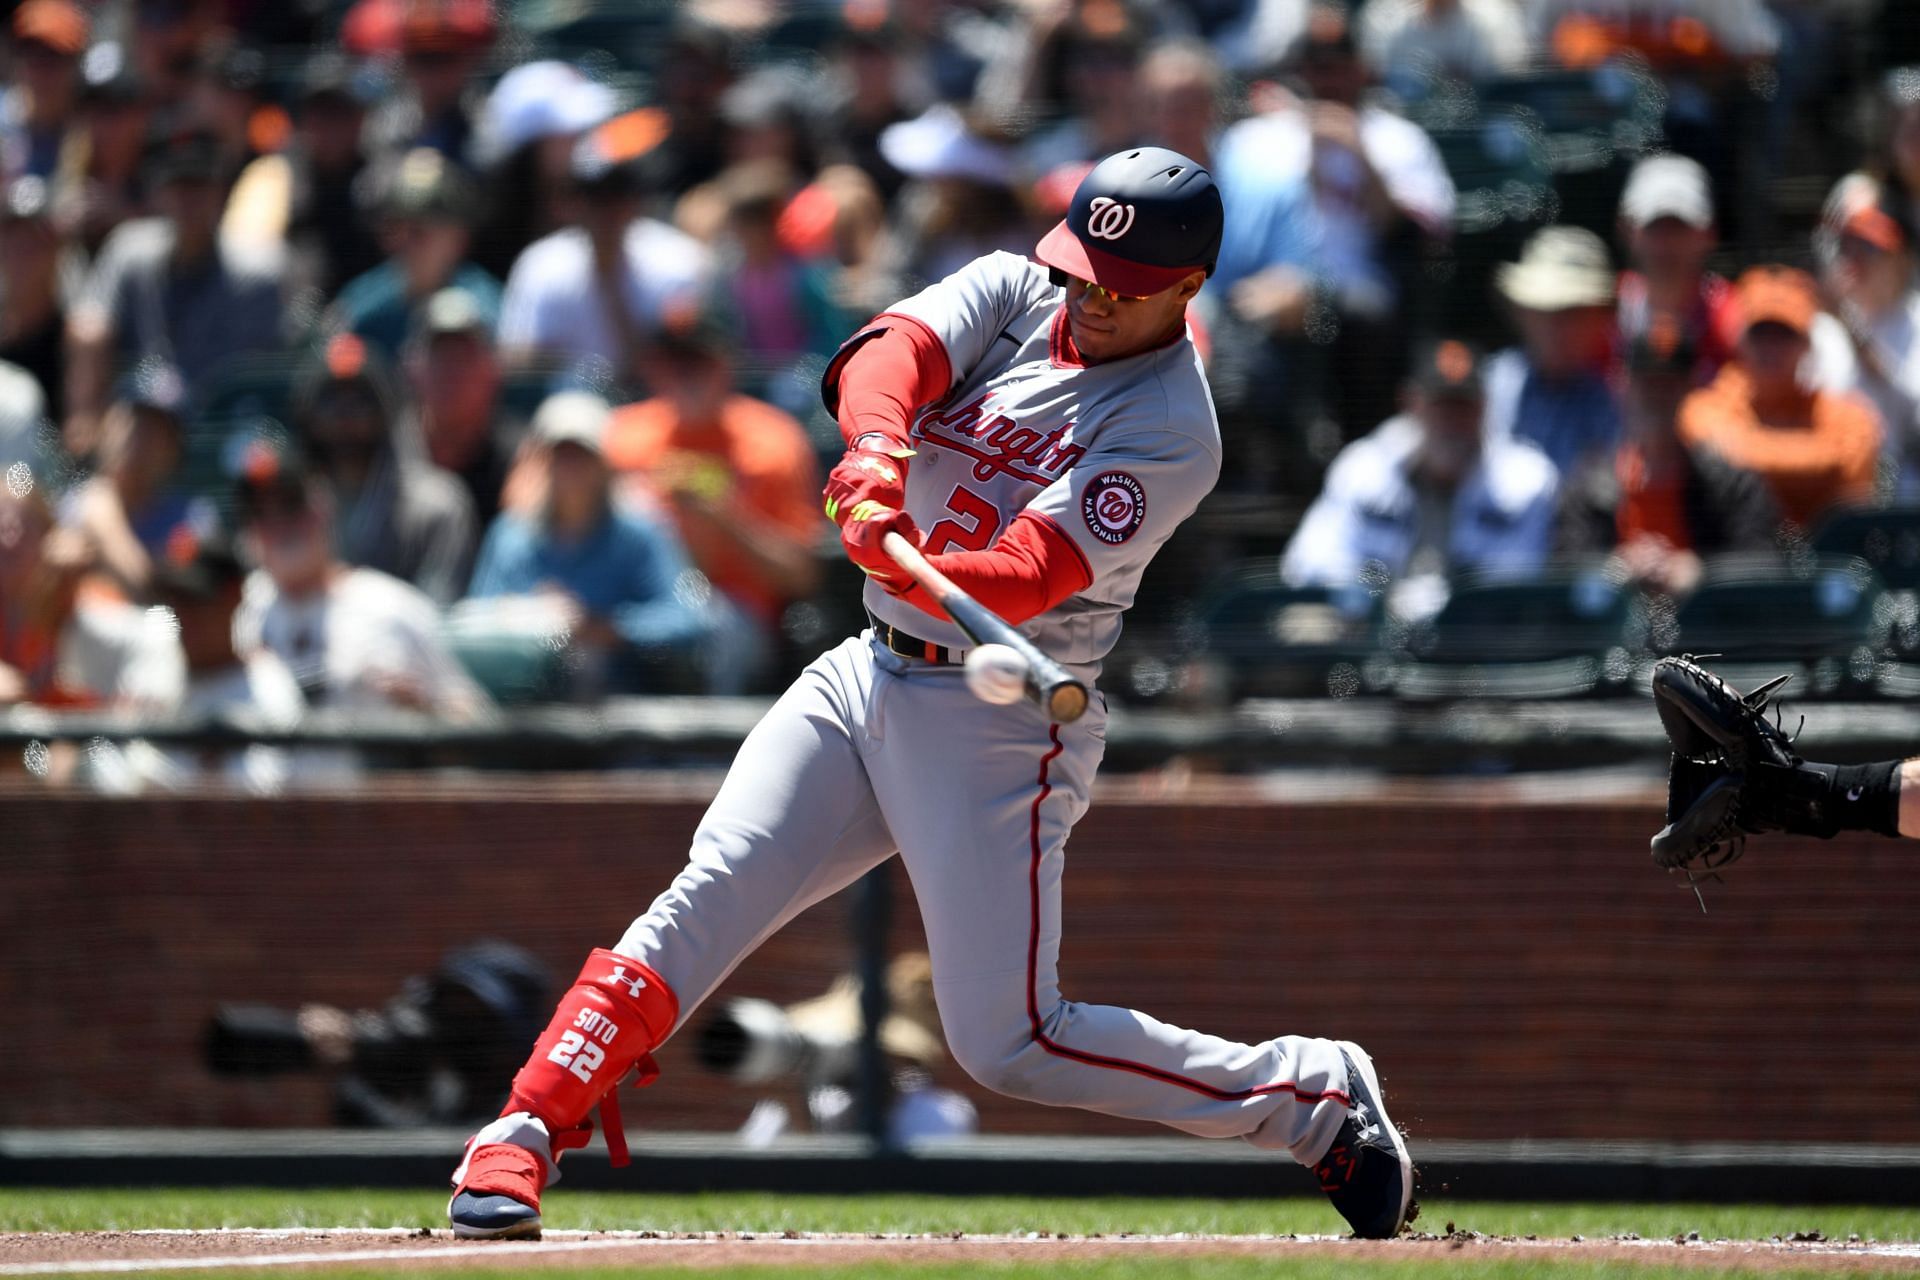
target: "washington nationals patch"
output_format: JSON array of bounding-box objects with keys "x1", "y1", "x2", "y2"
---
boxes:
[{"x1": 1083, "y1": 471, "x2": 1146, "y2": 545}]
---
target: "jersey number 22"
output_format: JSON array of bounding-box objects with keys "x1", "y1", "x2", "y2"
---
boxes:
[{"x1": 923, "y1": 484, "x2": 1001, "y2": 554}]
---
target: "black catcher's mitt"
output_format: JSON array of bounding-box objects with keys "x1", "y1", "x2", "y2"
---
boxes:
[{"x1": 1650, "y1": 655, "x2": 1839, "y2": 885}]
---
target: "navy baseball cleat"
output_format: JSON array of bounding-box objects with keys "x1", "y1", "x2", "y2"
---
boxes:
[
  {"x1": 1313, "y1": 1042, "x2": 1416, "y2": 1239},
  {"x1": 449, "y1": 1140, "x2": 547, "y2": 1240},
  {"x1": 448, "y1": 1188, "x2": 541, "y2": 1240}
]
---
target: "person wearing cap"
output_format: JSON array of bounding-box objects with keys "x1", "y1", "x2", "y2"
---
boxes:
[
  {"x1": 467, "y1": 60, "x2": 616, "y2": 281},
  {"x1": 187, "y1": 43, "x2": 274, "y2": 176},
  {"x1": 1678, "y1": 266, "x2": 1881, "y2": 529},
  {"x1": 60, "y1": 358, "x2": 212, "y2": 601},
  {"x1": 607, "y1": 310, "x2": 822, "y2": 689},
  {"x1": 868, "y1": 104, "x2": 1029, "y2": 295},
  {"x1": 1283, "y1": 338, "x2": 1559, "y2": 609},
  {"x1": 1556, "y1": 320, "x2": 1781, "y2": 596},
  {"x1": 150, "y1": 525, "x2": 305, "y2": 791},
  {"x1": 229, "y1": 442, "x2": 488, "y2": 727},
  {"x1": 467, "y1": 391, "x2": 708, "y2": 694},
  {"x1": 718, "y1": 66, "x2": 821, "y2": 184},
  {"x1": 449, "y1": 147, "x2": 1416, "y2": 1246},
  {"x1": 57, "y1": 41, "x2": 151, "y2": 254},
  {"x1": 0, "y1": 175, "x2": 67, "y2": 420},
  {"x1": 328, "y1": 147, "x2": 501, "y2": 359},
  {"x1": 401, "y1": 287, "x2": 521, "y2": 525},
  {"x1": 356, "y1": 0, "x2": 495, "y2": 170},
  {"x1": 1615, "y1": 153, "x2": 1739, "y2": 382},
  {"x1": 65, "y1": 127, "x2": 287, "y2": 456},
  {"x1": 1210, "y1": 1, "x2": 1455, "y2": 437},
  {"x1": 1832, "y1": 70, "x2": 1920, "y2": 260},
  {"x1": 1482, "y1": 225, "x2": 1622, "y2": 477},
  {"x1": 2, "y1": 0, "x2": 87, "y2": 180},
  {"x1": 293, "y1": 332, "x2": 477, "y2": 607},
  {"x1": 496, "y1": 112, "x2": 711, "y2": 384},
  {"x1": 1819, "y1": 187, "x2": 1920, "y2": 496},
  {"x1": 222, "y1": 52, "x2": 382, "y2": 303}
]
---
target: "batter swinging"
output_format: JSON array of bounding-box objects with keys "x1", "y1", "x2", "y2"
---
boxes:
[{"x1": 448, "y1": 147, "x2": 1416, "y2": 1240}]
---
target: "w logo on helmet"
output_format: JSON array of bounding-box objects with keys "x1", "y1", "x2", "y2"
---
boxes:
[{"x1": 1086, "y1": 197, "x2": 1135, "y2": 241}]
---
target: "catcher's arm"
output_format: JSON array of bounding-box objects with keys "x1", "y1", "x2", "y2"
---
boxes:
[
  {"x1": 1649, "y1": 657, "x2": 1916, "y2": 908},
  {"x1": 1903, "y1": 761, "x2": 1920, "y2": 838}
]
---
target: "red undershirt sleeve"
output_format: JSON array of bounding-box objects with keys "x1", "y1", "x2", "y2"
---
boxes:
[
  {"x1": 823, "y1": 316, "x2": 953, "y2": 447},
  {"x1": 906, "y1": 511, "x2": 1094, "y2": 625}
]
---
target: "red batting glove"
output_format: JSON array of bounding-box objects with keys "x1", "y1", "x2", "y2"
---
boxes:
[
  {"x1": 823, "y1": 437, "x2": 912, "y2": 529},
  {"x1": 839, "y1": 502, "x2": 922, "y2": 595}
]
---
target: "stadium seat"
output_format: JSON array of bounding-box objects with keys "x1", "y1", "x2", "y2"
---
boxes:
[
  {"x1": 1188, "y1": 562, "x2": 1385, "y2": 699},
  {"x1": 1807, "y1": 512, "x2": 1920, "y2": 694},
  {"x1": 526, "y1": 2, "x2": 678, "y2": 73},
  {"x1": 442, "y1": 602, "x2": 572, "y2": 705},
  {"x1": 1416, "y1": 108, "x2": 1556, "y2": 340},
  {"x1": 1410, "y1": 62, "x2": 1662, "y2": 243},
  {"x1": 1424, "y1": 108, "x2": 1557, "y2": 238},
  {"x1": 1653, "y1": 557, "x2": 1892, "y2": 699},
  {"x1": 1810, "y1": 505, "x2": 1920, "y2": 590},
  {"x1": 1390, "y1": 570, "x2": 1642, "y2": 700},
  {"x1": 1475, "y1": 63, "x2": 1665, "y2": 176}
]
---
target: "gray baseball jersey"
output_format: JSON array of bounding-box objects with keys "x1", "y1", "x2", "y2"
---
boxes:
[
  {"x1": 868, "y1": 251, "x2": 1223, "y2": 667},
  {"x1": 471, "y1": 251, "x2": 1358, "y2": 1186}
]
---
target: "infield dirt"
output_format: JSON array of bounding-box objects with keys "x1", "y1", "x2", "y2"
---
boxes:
[{"x1": 5, "y1": 1228, "x2": 1920, "y2": 1275}]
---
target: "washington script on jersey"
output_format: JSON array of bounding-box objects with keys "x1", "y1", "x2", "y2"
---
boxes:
[{"x1": 913, "y1": 392, "x2": 1087, "y2": 486}]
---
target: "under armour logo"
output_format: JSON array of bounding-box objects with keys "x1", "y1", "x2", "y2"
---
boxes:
[
  {"x1": 1086, "y1": 197, "x2": 1135, "y2": 240},
  {"x1": 605, "y1": 964, "x2": 650, "y2": 999}
]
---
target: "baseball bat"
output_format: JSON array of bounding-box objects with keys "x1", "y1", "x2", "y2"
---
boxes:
[{"x1": 882, "y1": 532, "x2": 1089, "y2": 723}]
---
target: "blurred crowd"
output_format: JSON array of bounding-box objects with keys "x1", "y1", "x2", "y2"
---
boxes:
[{"x1": 0, "y1": 0, "x2": 1916, "y2": 772}]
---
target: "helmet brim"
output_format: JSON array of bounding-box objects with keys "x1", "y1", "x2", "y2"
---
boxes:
[{"x1": 1035, "y1": 220, "x2": 1206, "y2": 299}]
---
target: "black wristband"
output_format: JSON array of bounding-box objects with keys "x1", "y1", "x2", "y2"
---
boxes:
[{"x1": 1822, "y1": 760, "x2": 1903, "y2": 838}]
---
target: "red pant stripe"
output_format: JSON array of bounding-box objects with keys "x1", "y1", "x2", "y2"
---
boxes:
[{"x1": 1023, "y1": 722, "x2": 1350, "y2": 1108}]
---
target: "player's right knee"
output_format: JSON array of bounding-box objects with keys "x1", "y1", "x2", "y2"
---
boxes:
[{"x1": 945, "y1": 1030, "x2": 1058, "y2": 1103}]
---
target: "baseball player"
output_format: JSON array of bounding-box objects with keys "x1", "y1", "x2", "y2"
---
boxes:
[
  {"x1": 447, "y1": 148, "x2": 1415, "y2": 1241},
  {"x1": 1651, "y1": 656, "x2": 1920, "y2": 885}
]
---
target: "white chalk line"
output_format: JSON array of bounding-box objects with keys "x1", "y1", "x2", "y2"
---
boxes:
[
  {"x1": 5, "y1": 1230, "x2": 1919, "y2": 1275},
  {"x1": 0, "y1": 1237, "x2": 642, "y2": 1275}
]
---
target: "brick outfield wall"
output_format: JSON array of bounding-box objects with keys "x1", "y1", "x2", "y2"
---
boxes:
[{"x1": 5, "y1": 782, "x2": 1919, "y2": 1144}]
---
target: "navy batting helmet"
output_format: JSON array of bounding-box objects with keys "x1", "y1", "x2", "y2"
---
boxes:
[{"x1": 1035, "y1": 146, "x2": 1223, "y2": 297}]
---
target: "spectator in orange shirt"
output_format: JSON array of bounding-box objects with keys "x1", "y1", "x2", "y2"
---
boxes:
[
  {"x1": 1677, "y1": 267, "x2": 1882, "y2": 529},
  {"x1": 606, "y1": 314, "x2": 822, "y2": 690}
]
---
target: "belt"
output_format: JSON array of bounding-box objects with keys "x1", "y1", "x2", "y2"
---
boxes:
[{"x1": 871, "y1": 615, "x2": 965, "y2": 665}]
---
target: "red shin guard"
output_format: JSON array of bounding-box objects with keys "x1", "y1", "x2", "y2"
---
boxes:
[{"x1": 504, "y1": 948, "x2": 679, "y2": 1166}]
